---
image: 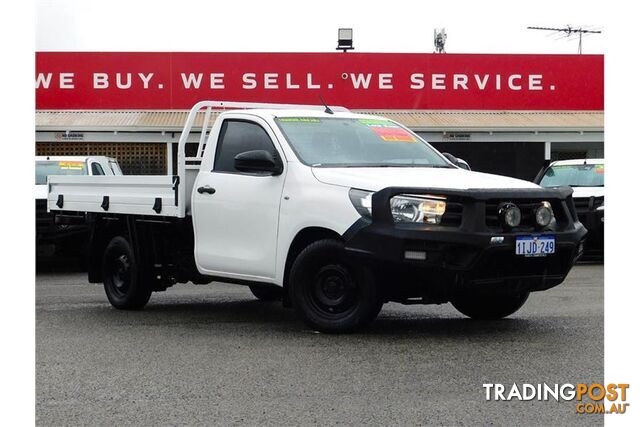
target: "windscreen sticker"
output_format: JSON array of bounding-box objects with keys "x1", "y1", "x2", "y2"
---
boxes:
[
  {"x1": 358, "y1": 119, "x2": 416, "y2": 142},
  {"x1": 358, "y1": 119, "x2": 392, "y2": 126},
  {"x1": 58, "y1": 161, "x2": 84, "y2": 170},
  {"x1": 278, "y1": 117, "x2": 321, "y2": 123},
  {"x1": 595, "y1": 164, "x2": 604, "y2": 174}
]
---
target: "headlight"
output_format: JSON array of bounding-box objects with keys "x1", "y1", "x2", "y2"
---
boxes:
[
  {"x1": 390, "y1": 195, "x2": 447, "y2": 224},
  {"x1": 596, "y1": 203, "x2": 604, "y2": 211},
  {"x1": 499, "y1": 203, "x2": 521, "y2": 228},
  {"x1": 534, "y1": 201, "x2": 554, "y2": 228},
  {"x1": 349, "y1": 188, "x2": 373, "y2": 219},
  {"x1": 349, "y1": 189, "x2": 447, "y2": 224}
]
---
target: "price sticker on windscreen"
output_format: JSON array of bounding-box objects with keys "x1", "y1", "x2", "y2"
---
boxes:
[
  {"x1": 359, "y1": 119, "x2": 417, "y2": 143},
  {"x1": 278, "y1": 118, "x2": 321, "y2": 123},
  {"x1": 58, "y1": 161, "x2": 84, "y2": 170}
]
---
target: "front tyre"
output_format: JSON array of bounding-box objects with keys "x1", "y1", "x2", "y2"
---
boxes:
[
  {"x1": 289, "y1": 239, "x2": 382, "y2": 333},
  {"x1": 451, "y1": 292, "x2": 530, "y2": 320},
  {"x1": 102, "y1": 236, "x2": 151, "y2": 310}
]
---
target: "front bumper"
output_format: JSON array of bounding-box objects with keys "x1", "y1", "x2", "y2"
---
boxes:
[
  {"x1": 577, "y1": 208, "x2": 604, "y2": 258},
  {"x1": 36, "y1": 199, "x2": 87, "y2": 243},
  {"x1": 343, "y1": 186, "x2": 587, "y2": 301}
]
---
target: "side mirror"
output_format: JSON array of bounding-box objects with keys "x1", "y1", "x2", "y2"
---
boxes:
[
  {"x1": 234, "y1": 150, "x2": 283, "y2": 175},
  {"x1": 442, "y1": 152, "x2": 471, "y2": 171},
  {"x1": 456, "y1": 158, "x2": 471, "y2": 171}
]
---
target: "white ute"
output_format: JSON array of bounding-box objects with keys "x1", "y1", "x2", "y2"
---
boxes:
[
  {"x1": 37, "y1": 156, "x2": 123, "y2": 256},
  {"x1": 535, "y1": 158, "x2": 604, "y2": 258},
  {"x1": 48, "y1": 101, "x2": 587, "y2": 332},
  {"x1": 36, "y1": 155, "x2": 122, "y2": 200}
]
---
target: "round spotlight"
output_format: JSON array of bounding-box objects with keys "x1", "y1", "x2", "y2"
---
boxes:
[
  {"x1": 534, "y1": 202, "x2": 554, "y2": 228},
  {"x1": 499, "y1": 203, "x2": 521, "y2": 228}
]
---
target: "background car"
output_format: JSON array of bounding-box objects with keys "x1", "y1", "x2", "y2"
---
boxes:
[
  {"x1": 36, "y1": 156, "x2": 123, "y2": 262},
  {"x1": 535, "y1": 158, "x2": 604, "y2": 260}
]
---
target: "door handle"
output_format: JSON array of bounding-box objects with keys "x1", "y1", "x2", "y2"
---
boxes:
[{"x1": 197, "y1": 186, "x2": 216, "y2": 195}]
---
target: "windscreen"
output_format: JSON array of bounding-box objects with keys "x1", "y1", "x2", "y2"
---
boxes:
[
  {"x1": 275, "y1": 117, "x2": 450, "y2": 168},
  {"x1": 35, "y1": 160, "x2": 88, "y2": 185},
  {"x1": 539, "y1": 163, "x2": 604, "y2": 187}
]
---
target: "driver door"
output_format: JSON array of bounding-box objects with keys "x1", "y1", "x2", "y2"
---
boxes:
[{"x1": 192, "y1": 118, "x2": 286, "y2": 281}]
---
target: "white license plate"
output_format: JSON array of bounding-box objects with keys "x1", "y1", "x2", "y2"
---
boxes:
[{"x1": 515, "y1": 235, "x2": 556, "y2": 257}]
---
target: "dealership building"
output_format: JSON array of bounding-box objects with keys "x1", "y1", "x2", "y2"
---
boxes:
[{"x1": 35, "y1": 52, "x2": 603, "y2": 180}]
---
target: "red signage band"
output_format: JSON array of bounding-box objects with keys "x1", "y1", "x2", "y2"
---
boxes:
[{"x1": 35, "y1": 52, "x2": 604, "y2": 110}]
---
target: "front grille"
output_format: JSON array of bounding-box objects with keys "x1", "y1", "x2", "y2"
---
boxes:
[
  {"x1": 573, "y1": 197, "x2": 590, "y2": 211},
  {"x1": 440, "y1": 201, "x2": 463, "y2": 227},
  {"x1": 573, "y1": 196, "x2": 604, "y2": 213}
]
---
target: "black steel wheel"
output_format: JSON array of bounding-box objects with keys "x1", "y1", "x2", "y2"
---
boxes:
[
  {"x1": 307, "y1": 264, "x2": 358, "y2": 316},
  {"x1": 102, "y1": 236, "x2": 151, "y2": 310},
  {"x1": 289, "y1": 239, "x2": 382, "y2": 333}
]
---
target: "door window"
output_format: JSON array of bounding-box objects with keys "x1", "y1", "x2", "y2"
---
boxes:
[
  {"x1": 108, "y1": 160, "x2": 123, "y2": 175},
  {"x1": 91, "y1": 162, "x2": 105, "y2": 175},
  {"x1": 213, "y1": 120, "x2": 279, "y2": 173}
]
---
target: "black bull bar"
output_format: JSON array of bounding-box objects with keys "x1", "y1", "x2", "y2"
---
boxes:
[{"x1": 343, "y1": 185, "x2": 587, "y2": 296}]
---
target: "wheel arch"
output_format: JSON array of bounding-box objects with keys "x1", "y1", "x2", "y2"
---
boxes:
[
  {"x1": 86, "y1": 215, "x2": 128, "y2": 283},
  {"x1": 281, "y1": 226, "x2": 343, "y2": 305}
]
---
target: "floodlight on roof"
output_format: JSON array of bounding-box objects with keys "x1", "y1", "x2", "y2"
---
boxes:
[{"x1": 337, "y1": 28, "x2": 354, "y2": 52}]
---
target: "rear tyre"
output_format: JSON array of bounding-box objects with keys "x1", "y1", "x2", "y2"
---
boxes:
[
  {"x1": 289, "y1": 239, "x2": 382, "y2": 333},
  {"x1": 249, "y1": 285, "x2": 283, "y2": 302},
  {"x1": 451, "y1": 292, "x2": 530, "y2": 320},
  {"x1": 102, "y1": 236, "x2": 151, "y2": 310}
]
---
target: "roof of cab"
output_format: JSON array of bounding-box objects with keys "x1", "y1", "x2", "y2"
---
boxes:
[{"x1": 224, "y1": 109, "x2": 379, "y2": 120}]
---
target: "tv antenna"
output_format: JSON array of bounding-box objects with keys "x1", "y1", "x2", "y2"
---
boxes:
[
  {"x1": 527, "y1": 25, "x2": 602, "y2": 54},
  {"x1": 434, "y1": 28, "x2": 447, "y2": 53}
]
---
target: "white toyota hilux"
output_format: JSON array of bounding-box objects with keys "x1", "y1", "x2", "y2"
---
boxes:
[{"x1": 48, "y1": 101, "x2": 587, "y2": 332}]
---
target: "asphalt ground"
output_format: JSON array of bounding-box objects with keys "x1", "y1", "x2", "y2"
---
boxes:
[{"x1": 36, "y1": 264, "x2": 603, "y2": 426}]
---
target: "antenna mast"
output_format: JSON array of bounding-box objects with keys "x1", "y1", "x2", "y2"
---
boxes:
[
  {"x1": 527, "y1": 25, "x2": 602, "y2": 54},
  {"x1": 434, "y1": 28, "x2": 447, "y2": 53}
]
